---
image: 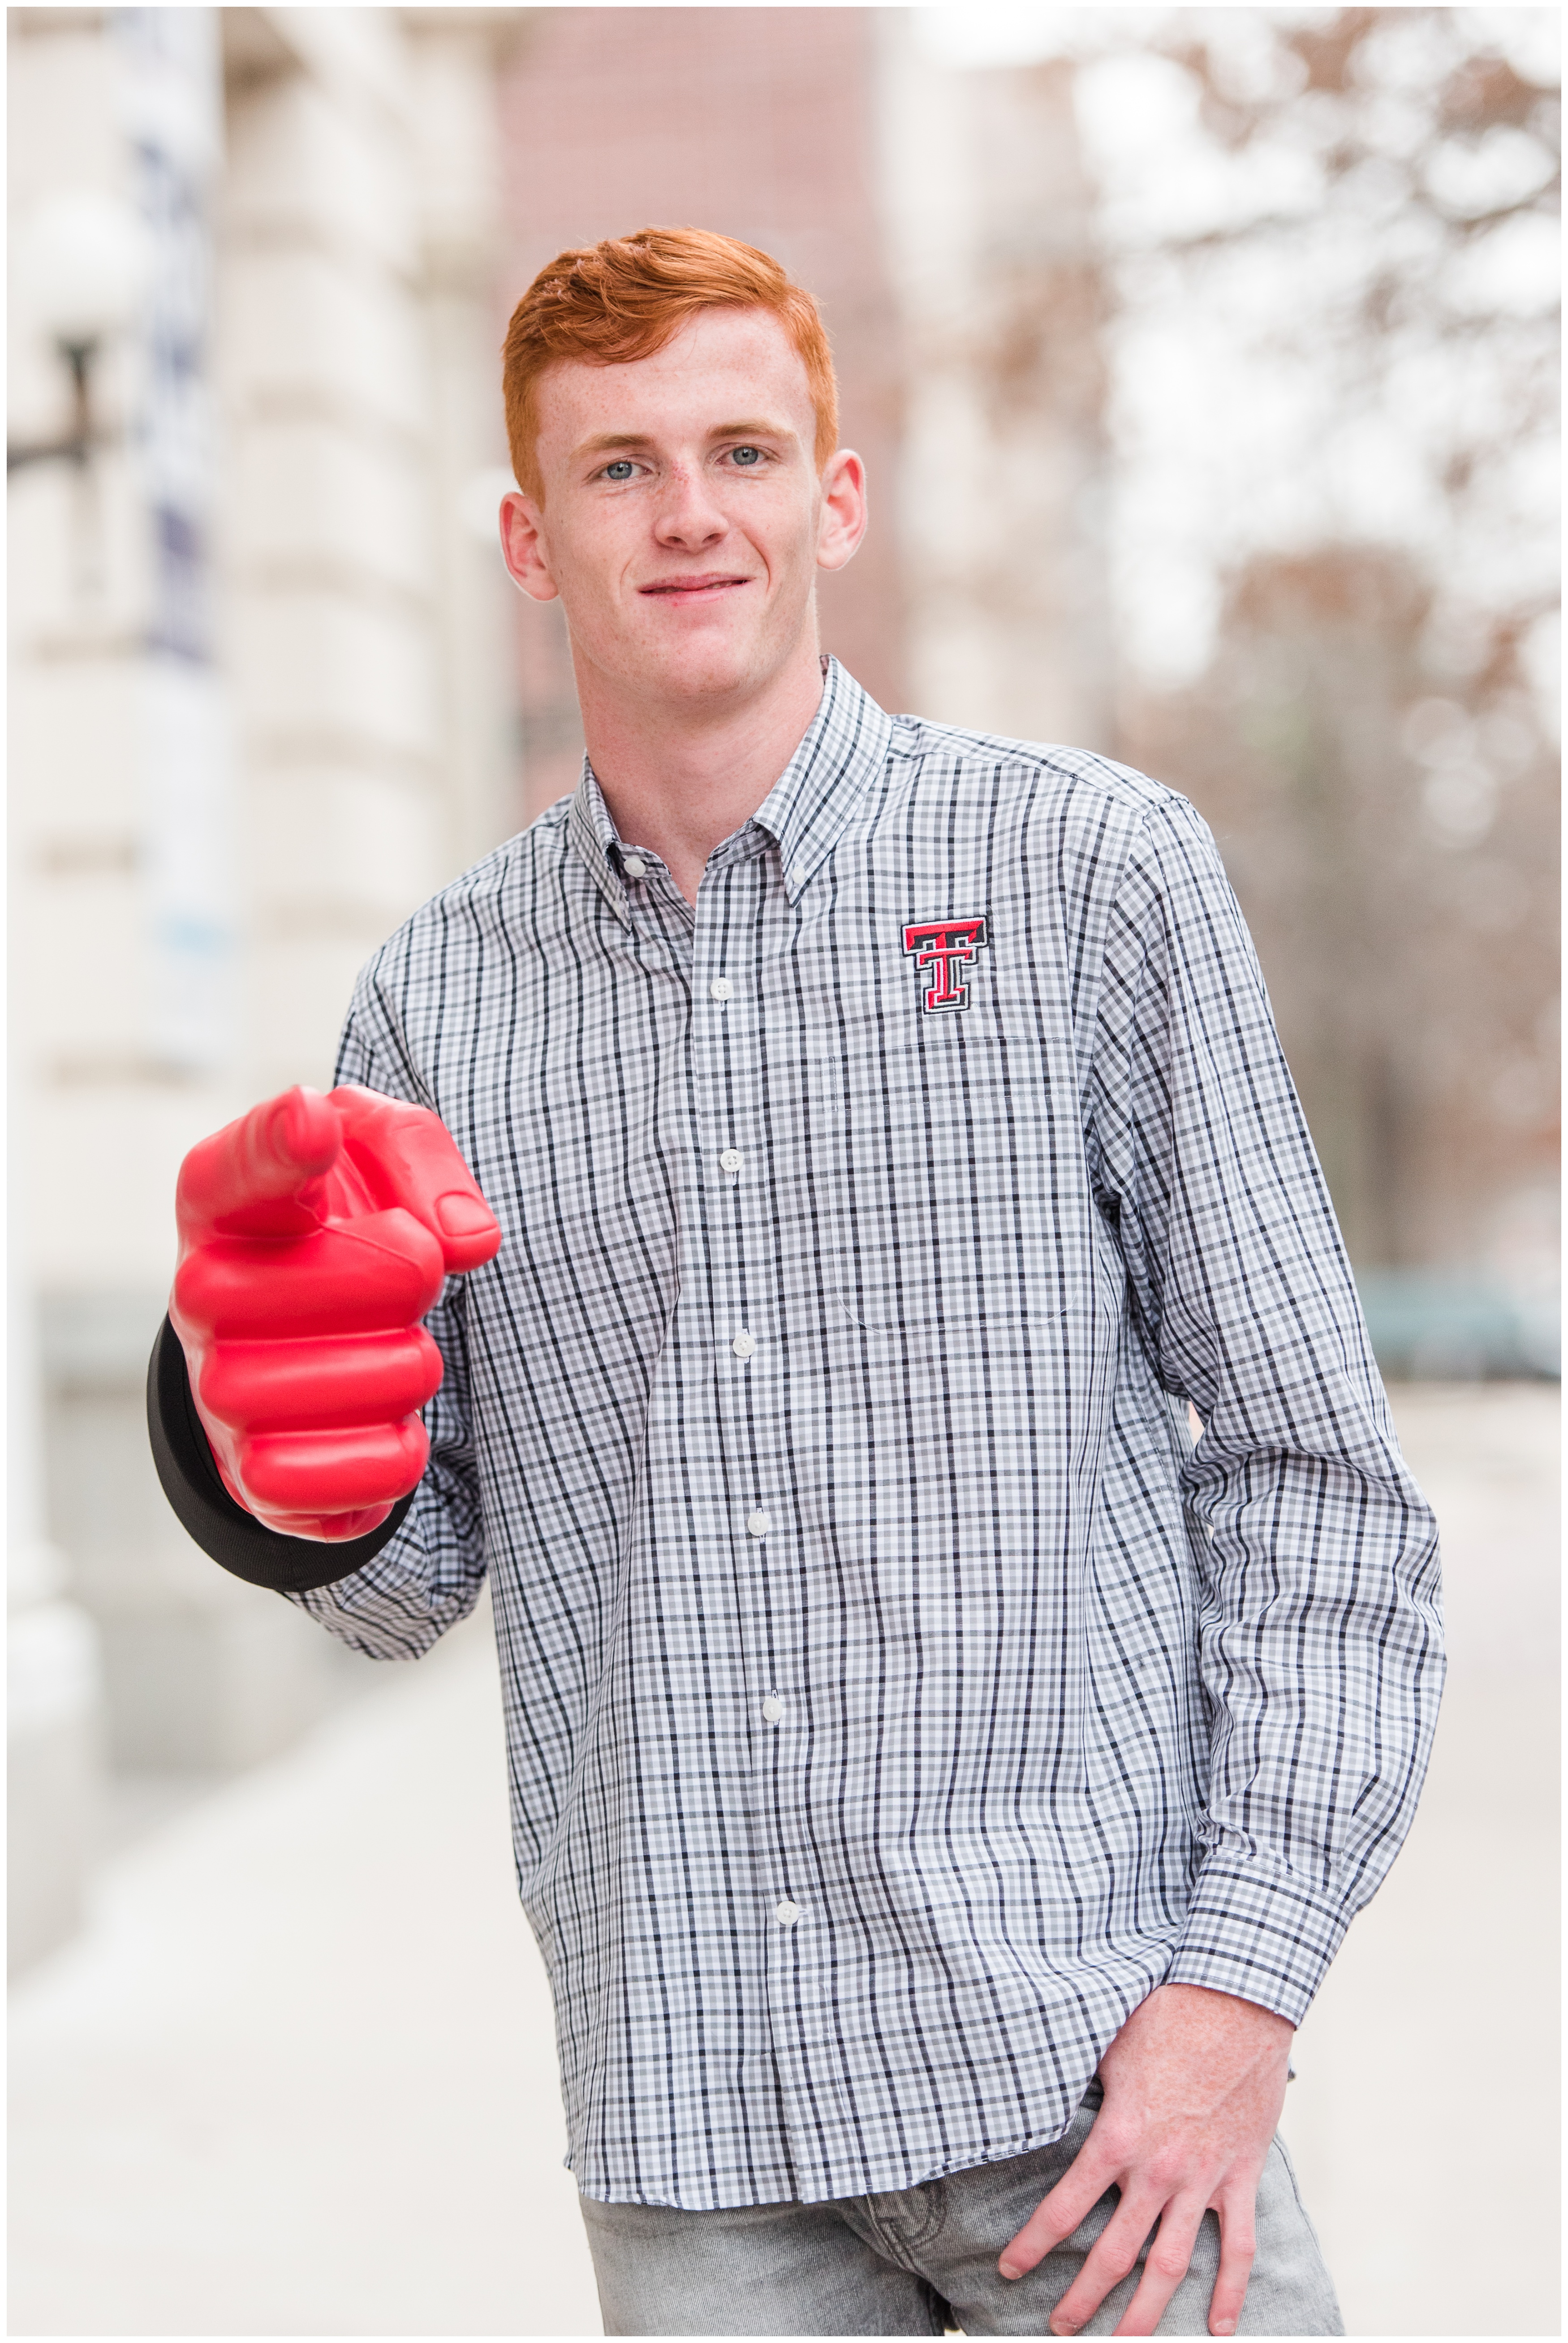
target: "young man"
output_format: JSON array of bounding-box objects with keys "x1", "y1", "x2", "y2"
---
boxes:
[{"x1": 151, "y1": 229, "x2": 1443, "y2": 2338}]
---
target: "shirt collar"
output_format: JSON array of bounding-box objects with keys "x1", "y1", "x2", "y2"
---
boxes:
[
  {"x1": 566, "y1": 658, "x2": 894, "y2": 923},
  {"x1": 751, "y1": 658, "x2": 894, "y2": 905},
  {"x1": 566, "y1": 764, "x2": 633, "y2": 925}
]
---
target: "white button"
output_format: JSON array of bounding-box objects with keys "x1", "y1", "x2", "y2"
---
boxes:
[
  {"x1": 622, "y1": 855, "x2": 646, "y2": 879},
  {"x1": 761, "y1": 1693, "x2": 785, "y2": 1724},
  {"x1": 746, "y1": 1509, "x2": 771, "y2": 1538},
  {"x1": 732, "y1": 1331, "x2": 756, "y2": 1359},
  {"x1": 775, "y1": 1899, "x2": 801, "y2": 1925},
  {"x1": 790, "y1": 863, "x2": 807, "y2": 885},
  {"x1": 719, "y1": 1148, "x2": 743, "y2": 1174},
  {"x1": 709, "y1": 978, "x2": 733, "y2": 1002}
]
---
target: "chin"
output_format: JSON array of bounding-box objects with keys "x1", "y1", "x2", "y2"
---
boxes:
[{"x1": 638, "y1": 626, "x2": 793, "y2": 704}]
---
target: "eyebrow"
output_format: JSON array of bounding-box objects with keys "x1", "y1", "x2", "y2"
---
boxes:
[
  {"x1": 570, "y1": 418, "x2": 801, "y2": 462},
  {"x1": 707, "y1": 418, "x2": 799, "y2": 443},
  {"x1": 573, "y1": 433, "x2": 652, "y2": 458}
]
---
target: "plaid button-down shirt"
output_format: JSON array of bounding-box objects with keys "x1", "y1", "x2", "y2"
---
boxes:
[{"x1": 300, "y1": 658, "x2": 1443, "y2": 2210}]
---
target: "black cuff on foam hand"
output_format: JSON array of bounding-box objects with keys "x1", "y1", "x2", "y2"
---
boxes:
[{"x1": 146, "y1": 1316, "x2": 413, "y2": 1594}]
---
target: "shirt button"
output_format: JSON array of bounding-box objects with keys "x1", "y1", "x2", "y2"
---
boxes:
[
  {"x1": 622, "y1": 855, "x2": 646, "y2": 879},
  {"x1": 719, "y1": 1148, "x2": 743, "y2": 1174},
  {"x1": 775, "y1": 1899, "x2": 801, "y2": 1925},
  {"x1": 709, "y1": 978, "x2": 733, "y2": 1001},
  {"x1": 790, "y1": 863, "x2": 806, "y2": 885},
  {"x1": 746, "y1": 1509, "x2": 771, "y2": 1538},
  {"x1": 761, "y1": 1693, "x2": 785, "y2": 1724},
  {"x1": 732, "y1": 1331, "x2": 756, "y2": 1359}
]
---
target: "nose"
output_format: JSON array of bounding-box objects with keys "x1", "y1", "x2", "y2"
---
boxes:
[{"x1": 652, "y1": 464, "x2": 728, "y2": 552}]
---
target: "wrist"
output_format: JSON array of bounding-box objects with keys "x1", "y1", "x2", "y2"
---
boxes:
[{"x1": 1156, "y1": 1981, "x2": 1294, "y2": 2037}]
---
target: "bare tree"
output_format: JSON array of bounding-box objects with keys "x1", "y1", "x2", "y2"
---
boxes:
[
  {"x1": 1126, "y1": 547, "x2": 1557, "y2": 1286},
  {"x1": 1074, "y1": 9, "x2": 1558, "y2": 674},
  {"x1": 1094, "y1": 10, "x2": 1559, "y2": 1359}
]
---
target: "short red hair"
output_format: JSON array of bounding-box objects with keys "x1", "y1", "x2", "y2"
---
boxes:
[{"x1": 502, "y1": 226, "x2": 839, "y2": 501}]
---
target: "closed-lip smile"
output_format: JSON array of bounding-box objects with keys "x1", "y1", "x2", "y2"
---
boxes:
[{"x1": 638, "y1": 572, "x2": 754, "y2": 599}]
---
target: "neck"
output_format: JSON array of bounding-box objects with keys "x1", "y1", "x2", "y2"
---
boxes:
[{"x1": 573, "y1": 633, "x2": 827, "y2": 904}]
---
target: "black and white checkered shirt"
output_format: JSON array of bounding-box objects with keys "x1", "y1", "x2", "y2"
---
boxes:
[{"x1": 297, "y1": 658, "x2": 1442, "y2": 2211}]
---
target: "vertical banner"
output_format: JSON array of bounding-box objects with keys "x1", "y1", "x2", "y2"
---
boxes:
[{"x1": 116, "y1": 8, "x2": 233, "y2": 1079}]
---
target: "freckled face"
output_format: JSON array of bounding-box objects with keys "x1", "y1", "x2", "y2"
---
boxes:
[{"x1": 501, "y1": 308, "x2": 860, "y2": 709}]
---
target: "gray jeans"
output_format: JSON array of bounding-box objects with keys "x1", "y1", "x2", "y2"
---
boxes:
[{"x1": 579, "y1": 2087, "x2": 1344, "y2": 2336}]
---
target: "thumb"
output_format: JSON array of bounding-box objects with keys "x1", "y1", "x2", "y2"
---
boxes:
[
  {"x1": 177, "y1": 1087, "x2": 342, "y2": 1243},
  {"x1": 327, "y1": 1086, "x2": 502, "y2": 1275}
]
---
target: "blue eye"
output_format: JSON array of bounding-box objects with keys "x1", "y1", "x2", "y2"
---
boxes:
[
  {"x1": 731, "y1": 446, "x2": 763, "y2": 467},
  {"x1": 603, "y1": 460, "x2": 636, "y2": 482}
]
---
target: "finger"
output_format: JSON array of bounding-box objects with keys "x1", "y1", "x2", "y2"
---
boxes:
[
  {"x1": 1000, "y1": 2145, "x2": 1120, "y2": 2279},
  {"x1": 1108, "y1": 2198, "x2": 1206, "y2": 2337},
  {"x1": 198, "y1": 1424, "x2": 398, "y2": 1541},
  {"x1": 1043, "y1": 2188, "x2": 1164, "y2": 2337},
  {"x1": 173, "y1": 1213, "x2": 446, "y2": 1343},
  {"x1": 1205, "y1": 2187, "x2": 1257, "y2": 2338},
  {"x1": 328, "y1": 1086, "x2": 501, "y2": 1274},
  {"x1": 177, "y1": 1088, "x2": 342, "y2": 1243},
  {"x1": 234, "y1": 1417, "x2": 431, "y2": 1517},
  {"x1": 255, "y1": 1502, "x2": 398, "y2": 1542},
  {"x1": 195, "y1": 1330, "x2": 444, "y2": 1437}
]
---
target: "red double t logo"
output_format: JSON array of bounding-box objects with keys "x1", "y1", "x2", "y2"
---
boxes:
[{"x1": 901, "y1": 915, "x2": 989, "y2": 1013}]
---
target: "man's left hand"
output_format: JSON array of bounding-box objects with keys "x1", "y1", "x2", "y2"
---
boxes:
[{"x1": 998, "y1": 1982, "x2": 1293, "y2": 2338}]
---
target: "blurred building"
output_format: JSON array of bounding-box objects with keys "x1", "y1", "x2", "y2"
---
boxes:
[{"x1": 7, "y1": 3, "x2": 527, "y2": 1972}]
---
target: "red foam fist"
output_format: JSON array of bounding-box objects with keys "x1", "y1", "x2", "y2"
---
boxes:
[{"x1": 170, "y1": 1085, "x2": 501, "y2": 1543}]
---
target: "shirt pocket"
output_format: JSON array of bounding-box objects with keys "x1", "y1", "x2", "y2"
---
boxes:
[
  {"x1": 802, "y1": 1005, "x2": 1055, "y2": 1189},
  {"x1": 793, "y1": 998, "x2": 1073, "y2": 1378},
  {"x1": 804, "y1": 997, "x2": 1044, "y2": 1076}
]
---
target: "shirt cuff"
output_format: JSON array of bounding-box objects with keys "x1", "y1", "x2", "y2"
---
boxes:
[
  {"x1": 145, "y1": 1314, "x2": 413, "y2": 1595},
  {"x1": 1163, "y1": 1846, "x2": 1353, "y2": 2026}
]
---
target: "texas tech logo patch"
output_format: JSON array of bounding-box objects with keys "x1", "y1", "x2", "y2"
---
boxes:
[{"x1": 902, "y1": 916, "x2": 989, "y2": 1013}]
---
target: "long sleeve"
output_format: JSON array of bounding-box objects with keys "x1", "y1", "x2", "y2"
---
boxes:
[
  {"x1": 1086, "y1": 793, "x2": 1445, "y2": 2022},
  {"x1": 278, "y1": 980, "x2": 491, "y2": 1661}
]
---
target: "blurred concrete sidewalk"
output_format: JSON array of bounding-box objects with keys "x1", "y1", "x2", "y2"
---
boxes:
[
  {"x1": 1285, "y1": 1383, "x2": 1560, "y2": 2338},
  {"x1": 9, "y1": 1385, "x2": 1560, "y2": 2337},
  {"x1": 9, "y1": 1598, "x2": 602, "y2": 2337}
]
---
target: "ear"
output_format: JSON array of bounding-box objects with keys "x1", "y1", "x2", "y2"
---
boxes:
[
  {"x1": 501, "y1": 490, "x2": 559, "y2": 603},
  {"x1": 815, "y1": 448, "x2": 868, "y2": 575}
]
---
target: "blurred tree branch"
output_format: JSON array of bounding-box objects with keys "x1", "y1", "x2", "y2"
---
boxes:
[
  {"x1": 1086, "y1": 7, "x2": 1558, "y2": 577},
  {"x1": 1096, "y1": 8, "x2": 1559, "y2": 1289}
]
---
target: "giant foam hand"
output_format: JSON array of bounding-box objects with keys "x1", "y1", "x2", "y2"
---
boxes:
[{"x1": 170, "y1": 1085, "x2": 502, "y2": 1543}]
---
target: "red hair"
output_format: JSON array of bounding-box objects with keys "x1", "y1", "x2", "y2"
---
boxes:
[{"x1": 502, "y1": 227, "x2": 839, "y2": 500}]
